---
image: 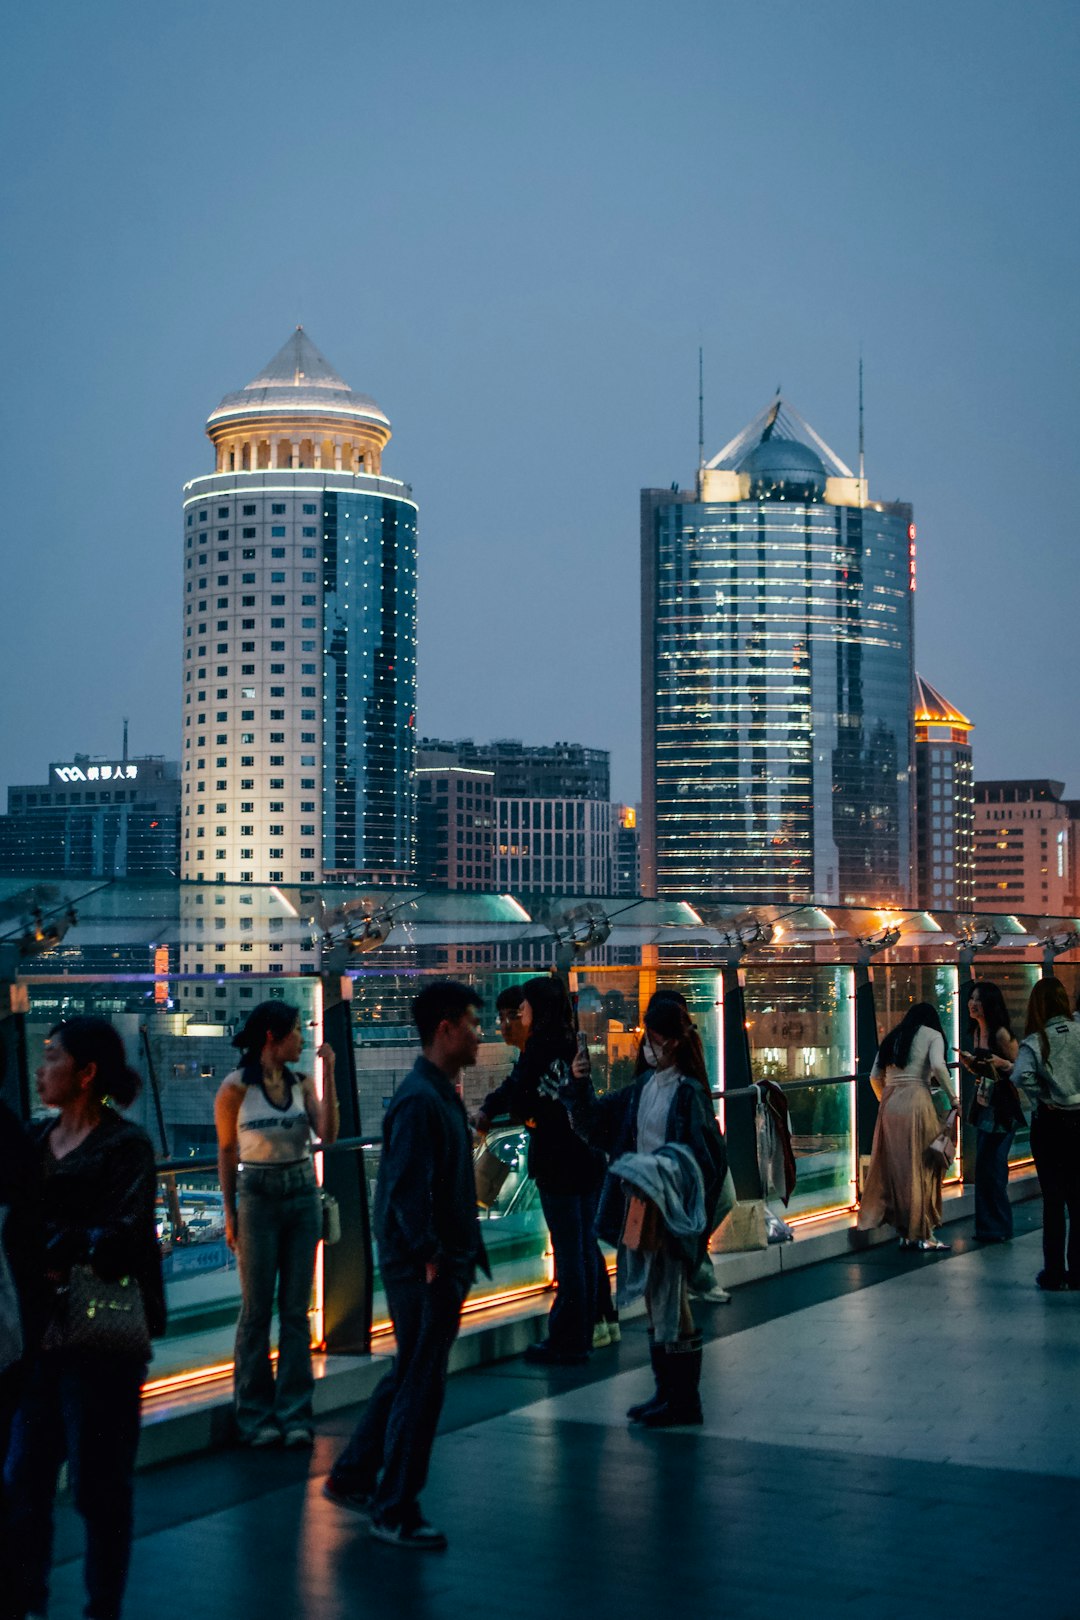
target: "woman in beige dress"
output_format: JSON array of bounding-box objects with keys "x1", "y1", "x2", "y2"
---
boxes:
[{"x1": 858, "y1": 1003, "x2": 960, "y2": 1251}]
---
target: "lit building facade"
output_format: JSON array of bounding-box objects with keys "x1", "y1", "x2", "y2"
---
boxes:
[
  {"x1": 0, "y1": 754, "x2": 180, "y2": 878},
  {"x1": 418, "y1": 738, "x2": 612, "y2": 896},
  {"x1": 415, "y1": 765, "x2": 496, "y2": 891},
  {"x1": 613, "y1": 803, "x2": 641, "y2": 896},
  {"x1": 641, "y1": 399, "x2": 915, "y2": 906},
  {"x1": 180, "y1": 329, "x2": 417, "y2": 902},
  {"x1": 974, "y1": 780, "x2": 1072, "y2": 913},
  {"x1": 913, "y1": 676, "x2": 975, "y2": 911}
]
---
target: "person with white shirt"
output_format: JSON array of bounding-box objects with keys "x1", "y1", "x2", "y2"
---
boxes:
[{"x1": 858, "y1": 1002, "x2": 959, "y2": 1252}]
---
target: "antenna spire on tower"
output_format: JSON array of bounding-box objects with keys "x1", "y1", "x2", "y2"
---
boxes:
[
  {"x1": 122, "y1": 717, "x2": 129, "y2": 763},
  {"x1": 858, "y1": 347, "x2": 865, "y2": 484},
  {"x1": 697, "y1": 347, "x2": 705, "y2": 472}
]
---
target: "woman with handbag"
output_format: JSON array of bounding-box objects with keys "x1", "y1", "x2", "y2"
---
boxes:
[
  {"x1": 958, "y1": 981, "x2": 1023, "y2": 1243},
  {"x1": 1000, "y1": 977, "x2": 1080, "y2": 1290},
  {"x1": 4, "y1": 1017, "x2": 164, "y2": 1620},
  {"x1": 571, "y1": 993, "x2": 727, "y2": 1427},
  {"x1": 857, "y1": 1003, "x2": 959, "y2": 1251},
  {"x1": 476, "y1": 977, "x2": 602, "y2": 1366},
  {"x1": 214, "y1": 1001, "x2": 338, "y2": 1448}
]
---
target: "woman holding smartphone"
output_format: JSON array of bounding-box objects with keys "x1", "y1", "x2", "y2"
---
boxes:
[{"x1": 958, "y1": 981, "x2": 1023, "y2": 1243}]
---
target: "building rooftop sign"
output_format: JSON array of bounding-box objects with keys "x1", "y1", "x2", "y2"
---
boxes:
[{"x1": 51, "y1": 762, "x2": 139, "y2": 784}]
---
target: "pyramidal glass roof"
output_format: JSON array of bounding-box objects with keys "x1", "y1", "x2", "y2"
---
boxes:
[{"x1": 706, "y1": 396, "x2": 854, "y2": 478}]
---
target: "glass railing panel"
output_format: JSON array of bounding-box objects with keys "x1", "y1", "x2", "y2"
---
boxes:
[
  {"x1": 780, "y1": 1078, "x2": 857, "y2": 1217},
  {"x1": 743, "y1": 964, "x2": 855, "y2": 1083}
]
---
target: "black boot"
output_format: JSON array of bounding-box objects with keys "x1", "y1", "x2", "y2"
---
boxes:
[
  {"x1": 641, "y1": 1336, "x2": 703, "y2": 1427},
  {"x1": 626, "y1": 1339, "x2": 666, "y2": 1422}
]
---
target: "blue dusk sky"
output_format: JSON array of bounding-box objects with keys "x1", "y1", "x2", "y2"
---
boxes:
[{"x1": 0, "y1": 0, "x2": 1077, "y2": 804}]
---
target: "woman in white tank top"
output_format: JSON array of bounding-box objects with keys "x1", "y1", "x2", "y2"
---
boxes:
[
  {"x1": 214, "y1": 1001, "x2": 339, "y2": 1448},
  {"x1": 857, "y1": 1002, "x2": 959, "y2": 1251}
]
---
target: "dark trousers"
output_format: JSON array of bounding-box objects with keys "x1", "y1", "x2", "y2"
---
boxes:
[
  {"x1": 331, "y1": 1265, "x2": 467, "y2": 1526},
  {"x1": 4, "y1": 1351, "x2": 144, "y2": 1620},
  {"x1": 1030, "y1": 1108, "x2": 1080, "y2": 1282},
  {"x1": 0, "y1": 1361, "x2": 26, "y2": 1620},
  {"x1": 538, "y1": 1186, "x2": 598, "y2": 1356},
  {"x1": 974, "y1": 1129, "x2": 1015, "y2": 1241}
]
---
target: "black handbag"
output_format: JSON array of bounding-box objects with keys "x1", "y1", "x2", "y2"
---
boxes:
[{"x1": 46, "y1": 1264, "x2": 152, "y2": 1360}]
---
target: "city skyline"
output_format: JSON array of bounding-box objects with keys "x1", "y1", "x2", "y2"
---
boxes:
[{"x1": 1, "y1": 1, "x2": 1077, "y2": 807}]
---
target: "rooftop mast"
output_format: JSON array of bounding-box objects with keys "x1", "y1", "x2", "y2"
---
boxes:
[
  {"x1": 697, "y1": 347, "x2": 705, "y2": 473},
  {"x1": 858, "y1": 347, "x2": 865, "y2": 484}
]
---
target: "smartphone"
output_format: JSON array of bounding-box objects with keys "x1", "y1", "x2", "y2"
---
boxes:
[{"x1": 576, "y1": 1031, "x2": 589, "y2": 1056}]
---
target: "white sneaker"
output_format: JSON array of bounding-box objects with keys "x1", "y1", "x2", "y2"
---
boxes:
[
  {"x1": 246, "y1": 1424, "x2": 281, "y2": 1449},
  {"x1": 592, "y1": 1321, "x2": 612, "y2": 1348},
  {"x1": 283, "y1": 1426, "x2": 314, "y2": 1449}
]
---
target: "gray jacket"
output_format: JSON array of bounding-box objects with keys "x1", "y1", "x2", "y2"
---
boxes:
[{"x1": 1013, "y1": 1017, "x2": 1080, "y2": 1112}]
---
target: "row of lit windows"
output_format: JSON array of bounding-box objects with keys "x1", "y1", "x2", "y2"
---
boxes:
[{"x1": 187, "y1": 502, "x2": 320, "y2": 525}]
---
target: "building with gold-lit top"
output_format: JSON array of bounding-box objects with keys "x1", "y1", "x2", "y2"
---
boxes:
[
  {"x1": 641, "y1": 397, "x2": 915, "y2": 906},
  {"x1": 180, "y1": 330, "x2": 417, "y2": 953},
  {"x1": 913, "y1": 675, "x2": 974, "y2": 911}
]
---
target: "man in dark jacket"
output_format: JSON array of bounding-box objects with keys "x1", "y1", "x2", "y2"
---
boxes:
[
  {"x1": 0, "y1": 1098, "x2": 44, "y2": 1620},
  {"x1": 324, "y1": 980, "x2": 488, "y2": 1551}
]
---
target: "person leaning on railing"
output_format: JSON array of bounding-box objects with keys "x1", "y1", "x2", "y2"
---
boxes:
[
  {"x1": 4, "y1": 1017, "x2": 164, "y2": 1620},
  {"x1": 994, "y1": 977, "x2": 1080, "y2": 1291},
  {"x1": 214, "y1": 1001, "x2": 339, "y2": 1449},
  {"x1": 857, "y1": 1003, "x2": 960, "y2": 1252}
]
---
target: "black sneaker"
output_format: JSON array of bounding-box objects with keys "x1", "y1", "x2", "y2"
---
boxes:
[
  {"x1": 1035, "y1": 1270, "x2": 1070, "y2": 1292},
  {"x1": 322, "y1": 1477, "x2": 375, "y2": 1518},
  {"x1": 370, "y1": 1515, "x2": 448, "y2": 1551}
]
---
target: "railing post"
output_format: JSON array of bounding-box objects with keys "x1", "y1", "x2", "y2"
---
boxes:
[
  {"x1": 320, "y1": 973, "x2": 373, "y2": 1355},
  {"x1": 721, "y1": 956, "x2": 762, "y2": 1200},
  {"x1": 0, "y1": 947, "x2": 29, "y2": 1120},
  {"x1": 854, "y1": 955, "x2": 880, "y2": 1187},
  {"x1": 957, "y1": 951, "x2": 978, "y2": 1184}
]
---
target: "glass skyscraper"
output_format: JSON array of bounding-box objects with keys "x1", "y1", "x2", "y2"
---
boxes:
[
  {"x1": 180, "y1": 329, "x2": 417, "y2": 914},
  {"x1": 641, "y1": 399, "x2": 915, "y2": 906}
]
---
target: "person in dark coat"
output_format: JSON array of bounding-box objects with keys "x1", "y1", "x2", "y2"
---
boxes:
[
  {"x1": 4, "y1": 1018, "x2": 164, "y2": 1620},
  {"x1": 323, "y1": 980, "x2": 489, "y2": 1551},
  {"x1": 477, "y1": 976, "x2": 604, "y2": 1365},
  {"x1": 572, "y1": 993, "x2": 727, "y2": 1426},
  {"x1": 0, "y1": 1098, "x2": 45, "y2": 1620}
]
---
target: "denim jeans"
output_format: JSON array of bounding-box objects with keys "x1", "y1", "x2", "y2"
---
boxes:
[
  {"x1": 974, "y1": 1128, "x2": 1014, "y2": 1241},
  {"x1": 3, "y1": 1350, "x2": 144, "y2": 1620},
  {"x1": 538, "y1": 1185, "x2": 598, "y2": 1357},
  {"x1": 234, "y1": 1160, "x2": 321, "y2": 1438},
  {"x1": 331, "y1": 1263, "x2": 468, "y2": 1526}
]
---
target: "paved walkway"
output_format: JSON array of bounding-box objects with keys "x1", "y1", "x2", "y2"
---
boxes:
[{"x1": 48, "y1": 1202, "x2": 1080, "y2": 1620}]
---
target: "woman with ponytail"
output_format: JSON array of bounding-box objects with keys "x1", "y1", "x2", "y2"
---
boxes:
[
  {"x1": 4, "y1": 1016, "x2": 164, "y2": 1620},
  {"x1": 214, "y1": 1001, "x2": 338, "y2": 1447}
]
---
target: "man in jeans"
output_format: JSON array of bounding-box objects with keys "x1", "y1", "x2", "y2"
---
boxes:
[{"x1": 324, "y1": 980, "x2": 488, "y2": 1550}]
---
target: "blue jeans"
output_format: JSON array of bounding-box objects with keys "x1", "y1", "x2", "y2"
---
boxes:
[
  {"x1": 234, "y1": 1160, "x2": 321, "y2": 1438},
  {"x1": 974, "y1": 1129, "x2": 1014, "y2": 1241},
  {"x1": 538, "y1": 1186, "x2": 598, "y2": 1356},
  {"x1": 331, "y1": 1263, "x2": 468, "y2": 1526},
  {"x1": 4, "y1": 1350, "x2": 144, "y2": 1620}
]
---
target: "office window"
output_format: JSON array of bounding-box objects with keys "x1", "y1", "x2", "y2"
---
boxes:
[
  {"x1": 271, "y1": 504, "x2": 286, "y2": 514},
  {"x1": 271, "y1": 527, "x2": 286, "y2": 537}
]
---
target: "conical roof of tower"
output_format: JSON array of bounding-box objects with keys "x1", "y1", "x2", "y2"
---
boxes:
[
  {"x1": 207, "y1": 327, "x2": 389, "y2": 429},
  {"x1": 914, "y1": 674, "x2": 973, "y2": 730}
]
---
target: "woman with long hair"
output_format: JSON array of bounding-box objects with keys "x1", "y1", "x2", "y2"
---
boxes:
[
  {"x1": 214, "y1": 1000, "x2": 338, "y2": 1447},
  {"x1": 958, "y1": 980, "x2": 1023, "y2": 1242},
  {"x1": 4, "y1": 1017, "x2": 164, "y2": 1620},
  {"x1": 476, "y1": 975, "x2": 602, "y2": 1365},
  {"x1": 1003, "y1": 977, "x2": 1080, "y2": 1289},
  {"x1": 858, "y1": 1002, "x2": 959, "y2": 1251},
  {"x1": 572, "y1": 992, "x2": 727, "y2": 1427}
]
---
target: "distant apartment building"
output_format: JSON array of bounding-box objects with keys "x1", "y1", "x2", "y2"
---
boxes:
[
  {"x1": 0, "y1": 754, "x2": 180, "y2": 878},
  {"x1": 613, "y1": 804, "x2": 641, "y2": 897},
  {"x1": 415, "y1": 765, "x2": 495, "y2": 891},
  {"x1": 974, "y1": 780, "x2": 1071, "y2": 913},
  {"x1": 913, "y1": 677, "x2": 975, "y2": 911},
  {"x1": 416, "y1": 738, "x2": 612, "y2": 895}
]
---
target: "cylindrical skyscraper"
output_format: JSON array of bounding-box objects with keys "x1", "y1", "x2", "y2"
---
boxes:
[
  {"x1": 180, "y1": 329, "x2": 417, "y2": 902},
  {"x1": 641, "y1": 398, "x2": 915, "y2": 907}
]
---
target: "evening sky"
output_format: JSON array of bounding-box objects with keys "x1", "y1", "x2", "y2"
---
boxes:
[{"x1": 1, "y1": 0, "x2": 1077, "y2": 804}]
